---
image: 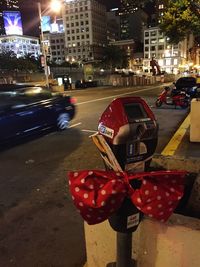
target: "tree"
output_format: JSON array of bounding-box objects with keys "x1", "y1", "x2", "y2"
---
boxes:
[
  {"x1": 159, "y1": 0, "x2": 200, "y2": 44},
  {"x1": 102, "y1": 46, "x2": 129, "y2": 70},
  {"x1": 0, "y1": 51, "x2": 18, "y2": 71},
  {"x1": 0, "y1": 51, "x2": 39, "y2": 73}
]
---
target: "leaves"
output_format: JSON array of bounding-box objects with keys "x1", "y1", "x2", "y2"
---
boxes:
[
  {"x1": 0, "y1": 51, "x2": 39, "y2": 72},
  {"x1": 159, "y1": 0, "x2": 200, "y2": 44},
  {"x1": 102, "y1": 46, "x2": 129, "y2": 70}
]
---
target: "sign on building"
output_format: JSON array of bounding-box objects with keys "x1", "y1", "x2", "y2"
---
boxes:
[{"x1": 3, "y1": 11, "x2": 23, "y2": 36}]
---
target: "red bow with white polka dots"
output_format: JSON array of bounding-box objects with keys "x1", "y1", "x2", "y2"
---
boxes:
[{"x1": 68, "y1": 170, "x2": 186, "y2": 225}]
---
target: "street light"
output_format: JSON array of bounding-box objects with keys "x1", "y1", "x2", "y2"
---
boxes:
[
  {"x1": 38, "y1": 2, "x2": 49, "y2": 88},
  {"x1": 37, "y1": 0, "x2": 62, "y2": 89},
  {"x1": 50, "y1": 0, "x2": 62, "y2": 14}
]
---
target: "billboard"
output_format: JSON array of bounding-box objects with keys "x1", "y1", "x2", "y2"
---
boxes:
[
  {"x1": 3, "y1": 11, "x2": 23, "y2": 35},
  {"x1": 41, "y1": 16, "x2": 64, "y2": 33},
  {"x1": 41, "y1": 16, "x2": 51, "y2": 32},
  {"x1": 51, "y1": 18, "x2": 64, "y2": 33}
]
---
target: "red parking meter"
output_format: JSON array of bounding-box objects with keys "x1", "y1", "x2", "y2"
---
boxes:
[
  {"x1": 98, "y1": 97, "x2": 158, "y2": 173},
  {"x1": 97, "y1": 97, "x2": 158, "y2": 233}
]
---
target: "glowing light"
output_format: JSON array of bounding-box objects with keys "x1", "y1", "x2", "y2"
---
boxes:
[
  {"x1": 50, "y1": 0, "x2": 62, "y2": 13},
  {"x1": 158, "y1": 59, "x2": 164, "y2": 66}
]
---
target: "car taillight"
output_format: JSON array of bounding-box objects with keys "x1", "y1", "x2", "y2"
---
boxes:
[{"x1": 70, "y1": 97, "x2": 77, "y2": 105}]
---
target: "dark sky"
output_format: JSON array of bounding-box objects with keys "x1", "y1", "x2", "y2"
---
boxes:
[{"x1": 19, "y1": 0, "x2": 120, "y2": 36}]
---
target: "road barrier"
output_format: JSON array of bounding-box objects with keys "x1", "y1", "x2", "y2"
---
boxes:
[{"x1": 110, "y1": 75, "x2": 159, "y2": 87}]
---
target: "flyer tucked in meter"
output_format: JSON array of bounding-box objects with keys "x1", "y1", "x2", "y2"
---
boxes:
[{"x1": 91, "y1": 133, "x2": 122, "y2": 172}]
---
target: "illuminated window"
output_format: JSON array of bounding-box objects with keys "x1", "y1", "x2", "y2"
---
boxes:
[
  {"x1": 151, "y1": 39, "x2": 157, "y2": 44},
  {"x1": 150, "y1": 31, "x2": 156, "y2": 36},
  {"x1": 158, "y1": 59, "x2": 164, "y2": 66}
]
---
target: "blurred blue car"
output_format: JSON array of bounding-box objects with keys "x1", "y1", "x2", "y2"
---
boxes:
[{"x1": 0, "y1": 86, "x2": 76, "y2": 144}]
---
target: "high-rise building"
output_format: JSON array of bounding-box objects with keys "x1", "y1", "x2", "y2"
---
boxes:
[
  {"x1": 106, "y1": 8, "x2": 120, "y2": 43},
  {"x1": 118, "y1": 0, "x2": 147, "y2": 41},
  {"x1": 148, "y1": 0, "x2": 167, "y2": 27},
  {"x1": 0, "y1": 34, "x2": 40, "y2": 58},
  {"x1": 118, "y1": 0, "x2": 139, "y2": 40},
  {"x1": 0, "y1": 0, "x2": 19, "y2": 9},
  {"x1": 0, "y1": 0, "x2": 20, "y2": 35},
  {"x1": 143, "y1": 26, "x2": 188, "y2": 74},
  {"x1": 155, "y1": 0, "x2": 167, "y2": 24},
  {"x1": 62, "y1": 0, "x2": 107, "y2": 63},
  {"x1": 119, "y1": 0, "x2": 139, "y2": 15}
]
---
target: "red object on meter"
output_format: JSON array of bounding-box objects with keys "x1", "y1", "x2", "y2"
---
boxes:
[{"x1": 68, "y1": 169, "x2": 186, "y2": 225}]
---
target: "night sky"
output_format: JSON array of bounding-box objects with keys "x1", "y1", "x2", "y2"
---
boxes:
[{"x1": 19, "y1": 0, "x2": 120, "y2": 36}]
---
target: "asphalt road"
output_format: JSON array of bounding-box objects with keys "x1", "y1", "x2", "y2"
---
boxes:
[{"x1": 0, "y1": 84, "x2": 188, "y2": 267}]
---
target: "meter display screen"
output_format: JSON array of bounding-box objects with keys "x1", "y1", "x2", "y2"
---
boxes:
[{"x1": 124, "y1": 103, "x2": 148, "y2": 121}]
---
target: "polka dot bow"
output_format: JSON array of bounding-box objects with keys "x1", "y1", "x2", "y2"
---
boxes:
[{"x1": 68, "y1": 170, "x2": 186, "y2": 225}]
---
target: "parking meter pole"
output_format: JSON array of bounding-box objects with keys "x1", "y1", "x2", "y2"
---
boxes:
[{"x1": 116, "y1": 232, "x2": 134, "y2": 267}]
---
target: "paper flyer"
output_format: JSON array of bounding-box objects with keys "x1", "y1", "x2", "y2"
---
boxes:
[{"x1": 91, "y1": 133, "x2": 123, "y2": 172}]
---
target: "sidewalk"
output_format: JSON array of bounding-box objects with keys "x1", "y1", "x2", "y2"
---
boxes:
[{"x1": 161, "y1": 113, "x2": 200, "y2": 159}]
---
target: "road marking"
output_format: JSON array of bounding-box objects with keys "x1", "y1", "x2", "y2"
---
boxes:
[
  {"x1": 69, "y1": 122, "x2": 82, "y2": 128},
  {"x1": 77, "y1": 86, "x2": 158, "y2": 105},
  {"x1": 161, "y1": 113, "x2": 190, "y2": 156},
  {"x1": 82, "y1": 129, "x2": 97, "y2": 134}
]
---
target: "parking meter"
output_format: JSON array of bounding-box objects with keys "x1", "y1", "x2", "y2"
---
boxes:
[{"x1": 98, "y1": 96, "x2": 158, "y2": 233}]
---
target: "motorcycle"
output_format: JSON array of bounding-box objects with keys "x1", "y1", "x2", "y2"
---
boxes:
[{"x1": 155, "y1": 86, "x2": 190, "y2": 109}]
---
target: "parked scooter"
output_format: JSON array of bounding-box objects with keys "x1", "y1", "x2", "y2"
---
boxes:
[{"x1": 155, "y1": 86, "x2": 190, "y2": 109}]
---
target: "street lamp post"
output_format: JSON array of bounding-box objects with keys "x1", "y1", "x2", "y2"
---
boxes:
[
  {"x1": 37, "y1": 0, "x2": 62, "y2": 89},
  {"x1": 38, "y1": 2, "x2": 49, "y2": 89}
]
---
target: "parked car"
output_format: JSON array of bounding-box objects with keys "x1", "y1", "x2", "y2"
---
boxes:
[
  {"x1": 75, "y1": 80, "x2": 98, "y2": 89},
  {"x1": 0, "y1": 87, "x2": 76, "y2": 144},
  {"x1": 172, "y1": 77, "x2": 199, "y2": 98}
]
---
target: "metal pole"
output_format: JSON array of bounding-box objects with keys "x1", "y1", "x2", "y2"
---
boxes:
[
  {"x1": 116, "y1": 232, "x2": 135, "y2": 267},
  {"x1": 37, "y1": 2, "x2": 49, "y2": 89}
]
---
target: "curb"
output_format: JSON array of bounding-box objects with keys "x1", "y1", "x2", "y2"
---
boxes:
[
  {"x1": 152, "y1": 154, "x2": 200, "y2": 173},
  {"x1": 152, "y1": 154, "x2": 200, "y2": 219}
]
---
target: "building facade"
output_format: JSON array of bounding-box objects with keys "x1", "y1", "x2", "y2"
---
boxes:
[
  {"x1": 0, "y1": 0, "x2": 19, "y2": 35},
  {"x1": 143, "y1": 27, "x2": 188, "y2": 74},
  {"x1": 50, "y1": 33, "x2": 65, "y2": 64},
  {"x1": 118, "y1": 0, "x2": 139, "y2": 40},
  {"x1": 0, "y1": 35, "x2": 40, "y2": 58},
  {"x1": 62, "y1": 0, "x2": 107, "y2": 63},
  {"x1": 106, "y1": 8, "x2": 120, "y2": 43}
]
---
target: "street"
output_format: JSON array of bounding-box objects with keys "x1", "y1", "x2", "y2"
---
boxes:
[{"x1": 0, "y1": 84, "x2": 188, "y2": 267}]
